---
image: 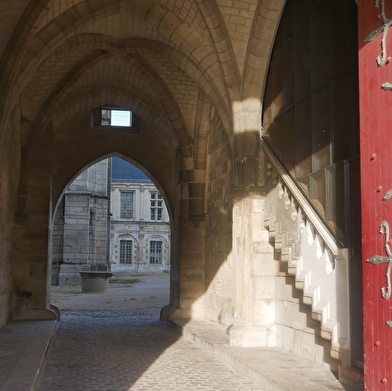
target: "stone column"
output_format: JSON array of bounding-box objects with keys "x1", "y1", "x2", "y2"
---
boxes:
[
  {"x1": 228, "y1": 193, "x2": 277, "y2": 347},
  {"x1": 162, "y1": 213, "x2": 206, "y2": 320},
  {"x1": 161, "y1": 181, "x2": 206, "y2": 320},
  {"x1": 11, "y1": 123, "x2": 58, "y2": 320}
]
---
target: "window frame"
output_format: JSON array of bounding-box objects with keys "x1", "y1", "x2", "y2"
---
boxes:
[
  {"x1": 92, "y1": 107, "x2": 140, "y2": 133},
  {"x1": 120, "y1": 191, "x2": 134, "y2": 219},
  {"x1": 150, "y1": 192, "x2": 163, "y2": 221},
  {"x1": 150, "y1": 240, "x2": 162, "y2": 264},
  {"x1": 119, "y1": 240, "x2": 133, "y2": 264}
]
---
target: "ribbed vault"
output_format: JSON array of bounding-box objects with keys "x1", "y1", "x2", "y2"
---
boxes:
[{"x1": 0, "y1": 1, "x2": 288, "y2": 281}]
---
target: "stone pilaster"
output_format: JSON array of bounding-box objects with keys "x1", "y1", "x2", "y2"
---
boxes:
[
  {"x1": 228, "y1": 192, "x2": 277, "y2": 347},
  {"x1": 166, "y1": 221, "x2": 206, "y2": 320}
]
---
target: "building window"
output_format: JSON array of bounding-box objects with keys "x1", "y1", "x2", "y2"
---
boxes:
[
  {"x1": 101, "y1": 109, "x2": 132, "y2": 127},
  {"x1": 120, "y1": 192, "x2": 133, "y2": 218},
  {"x1": 120, "y1": 240, "x2": 132, "y2": 264},
  {"x1": 150, "y1": 192, "x2": 163, "y2": 221},
  {"x1": 92, "y1": 107, "x2": 140, "y2": 133},
  {"x1": 150, "y1": 241, "x2": 162, "y2": 264}
]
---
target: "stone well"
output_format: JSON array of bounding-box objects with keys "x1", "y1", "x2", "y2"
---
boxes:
[{"x1": 80, "y1": 271, "x2": 113, "y2": 293}]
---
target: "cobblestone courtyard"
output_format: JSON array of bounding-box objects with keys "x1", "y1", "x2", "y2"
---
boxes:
[{"x1": 38, "y1": 274, "x2": 264, "y2": 391}]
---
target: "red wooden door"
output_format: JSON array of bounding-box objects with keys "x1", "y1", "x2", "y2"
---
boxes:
[{"x1": 359, "y1": 1, "x2": 392, "y2": 389}]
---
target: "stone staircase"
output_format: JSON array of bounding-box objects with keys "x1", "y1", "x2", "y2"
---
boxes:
[{"x1": 262, "y1": 142, "x2": 351, "y2": 367}]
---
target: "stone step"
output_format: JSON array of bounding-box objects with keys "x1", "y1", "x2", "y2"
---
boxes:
[
  {"x1": 169, "y1": 318, "x2": 363, "y2": 391},
  {"x1": 0, "y1": 320, "x2": 57, "y2": 391}
]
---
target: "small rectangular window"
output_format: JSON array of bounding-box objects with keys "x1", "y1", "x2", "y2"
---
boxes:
[
  {"x1": 120, "y1": 192, "x2": 133, "y2": 218},
  {"x1": 112, "y1": 110, "x2": 131, "y2": 126},
  {"x1": 120, "y1": 240, "x2": 132, "y2": 264},
  {"x1": 92, "y1": 107, "x2": 139, "y2": 133},
  {"x1": 101, "y1": 109, "x2": 132, "y2": 127}
]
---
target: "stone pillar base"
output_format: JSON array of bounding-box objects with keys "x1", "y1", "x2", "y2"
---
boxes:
[
  {"x1": 227, "y1": 324, "x2": 277, "y2": 347},
  {"x1": 12, "y1": 309, "x2": 59, "y2": 321},
  {"x1": 58, "y1": 264, "x2": 86, "y2": 285},
  {"x1": 50, "y1": 304, "x2": 61, "y2": 320},
  {"x1": 167, "y1": 308, "x2": 193, "y2": 319},
  {"x1": 160, "y1": 304, "x2": 176, "y2": 320},
  {"x1": 167, "y1": 306, "x2": 205, "y2": 320}
]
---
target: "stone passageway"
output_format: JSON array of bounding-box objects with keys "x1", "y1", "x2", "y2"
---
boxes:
[{"x1": 38, "y1": 274, "x2": 264, "y2": 391}]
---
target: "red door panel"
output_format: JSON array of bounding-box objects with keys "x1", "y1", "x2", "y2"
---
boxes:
[{"x1": 359, "y1": 1, "x2": 392, "y2": 389}]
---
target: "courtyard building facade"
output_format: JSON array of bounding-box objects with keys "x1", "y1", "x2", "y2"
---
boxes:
[
  {"x1": 110, "y1": 157, "x2": 171, "y2": 273},
  {"x1": 52, "y1": 157, "x2": 170, "y2": 284}
]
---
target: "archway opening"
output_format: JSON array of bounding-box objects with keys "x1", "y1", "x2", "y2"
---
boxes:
[{"x1": 49, "y1": 156, "x2": 171, "y2": 316}]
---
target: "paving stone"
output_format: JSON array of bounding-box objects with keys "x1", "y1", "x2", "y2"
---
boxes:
[{"x1": 38, "y1": 311, "x2": 264, "y2": 391}]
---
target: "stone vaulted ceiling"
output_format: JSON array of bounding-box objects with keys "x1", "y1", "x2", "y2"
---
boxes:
[{"x1": 0, "y1": 0, "x2": 283, "y2": 174}]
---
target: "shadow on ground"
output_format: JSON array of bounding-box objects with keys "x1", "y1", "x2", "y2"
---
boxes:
[{"x1": 39, "y1": 273, "x2": 265, "y2": 391}]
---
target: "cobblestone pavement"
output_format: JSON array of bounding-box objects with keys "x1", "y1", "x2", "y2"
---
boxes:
[
  {"x1": 38, "y1": 311, "x2": 264, "y2": 391},
  {"x1": 39, "y1": 276, "x2": 264, "y2": 391}
]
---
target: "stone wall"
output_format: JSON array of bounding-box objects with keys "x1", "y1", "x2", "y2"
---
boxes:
[
  {"x1": 56, "y1": 160, "x2": 110, "y2": 285},
  {"x1": 204, "y1": 115, "x2": 234, "y2": 326},
  {"x1": 0, "y1": 119, "x2": 18, "y2": 327},
  {"x1": 9, "y1": 109, "x2": 177, "y2": 316},
  {"x1": 11, "y1": 122, "x2": 56, "y2": 319},
  {"x1": 52, "y1": 198, "x2": 64, "y2": 284},
  {"x1": 62, "y1": 194, "x2": 90, "y2": 266}
]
